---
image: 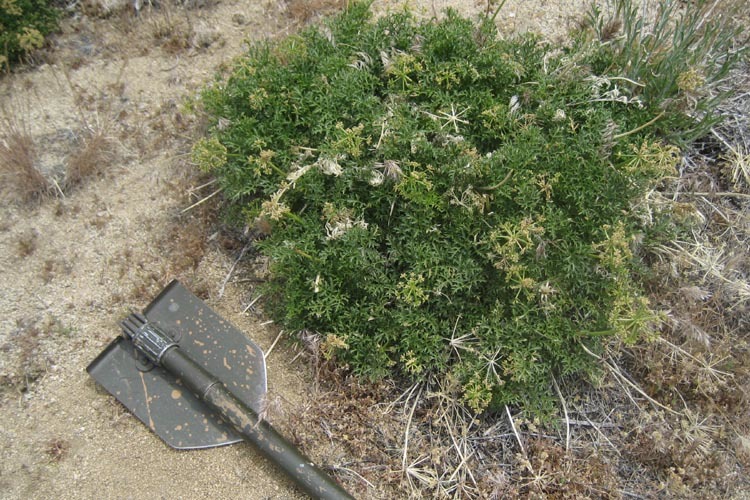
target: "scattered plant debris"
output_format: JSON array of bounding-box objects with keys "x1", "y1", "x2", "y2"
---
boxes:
[
  {"x1": 16, "y1": 228, "x2": 38, "y2": 257},
  {"x1": 44, "y1": 438, "x2": 70, "y2": 463}
]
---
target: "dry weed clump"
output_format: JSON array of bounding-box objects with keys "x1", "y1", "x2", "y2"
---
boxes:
[
  {"x1": 623, "y1": 409, "x2": 732, "y2": 494},
  {"x1": 142, "y1": 1, "x2": 191, "y2": 53},
  {"x1": 16, "y1": 228, "x2": 38, "y2": 257},
  {"x1": 44, "y1": 438, "x2": 70, "y2": 463},
  {"x1": 0, "y1": 318, "x2": 49, "y2": 398},
  {"x1": 120, "y1": 168, "x2": 216, "y2": 303},
  {"x1": 285, "y1": 0, "x2": 346, "y2": 24},
  {"x1": 143, "y1": 2, "x2": 223, "y2": 54},
  {"x1": 64, "y1": 125, "x2": 116, "y2": 189},
  {"x1": 2, "y1": 95, "x2": 122, "y2": 201},
  {"x1": 40, "y1": 258, "x2": 70, "y2": 283},
  {"x1": 286, "y1": 370, "x2": 405, "y2": 499},
  {"x1": 287, "y1": 362, "x2": 639, "y2": 499},
  {"x1": 608, "y1": 59, "x2": 750, "y2": 496},
  {"x1": 120, "y1": 212, "x2": 210, "y2": 303},
  {"x1": 163, "y1": 212, "x2": 209, "y2": 274},
  {"x1": 0, "y1": 115, "x2": 50, "y2": 202},
  {"x1": 79, "y1": 0, "x2": 132, "y2": 18}
]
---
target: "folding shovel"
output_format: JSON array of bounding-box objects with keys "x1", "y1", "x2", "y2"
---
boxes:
[{"x1": 87, "y1": 280, "x2": 354, "y2": 499}]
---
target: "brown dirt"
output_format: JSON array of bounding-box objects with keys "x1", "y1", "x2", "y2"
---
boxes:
[{"x1": 0, "y1": 1, "x2": 591, "y2": 498}]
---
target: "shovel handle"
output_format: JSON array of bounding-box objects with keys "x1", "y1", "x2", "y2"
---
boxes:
[{"x1": 161, "y1": 347, "x2": 355, "y2": 500}]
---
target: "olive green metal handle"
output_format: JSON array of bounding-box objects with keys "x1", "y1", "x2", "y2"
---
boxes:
[
  {"x1": 163, "y1": 348, "x2": 355, "y2": 500},
  {"x1": 121, "y1": 313, "x2": 355, "y2": 500}
]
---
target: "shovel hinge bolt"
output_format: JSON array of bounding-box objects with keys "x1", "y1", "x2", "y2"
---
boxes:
[{"x1": 121, "y1": 313, "x2": 176, "y2": 365}]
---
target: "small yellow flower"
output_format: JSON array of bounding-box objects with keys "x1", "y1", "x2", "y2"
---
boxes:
[
  {"x1": 260, "y1": 190, "x2": 290, "y2": 220},
  {"x1": 396, "y1": 272, "x2": 428, "y2": 307},
  {"x1": 2, "y1": 0, "x2": 22, "y2": 17},
  {"x1": 17, "y1": 28, "x2": 44, "y2": 52},
  {"x1": 321, "y1": 334, "x2": 350, "y2": 360},
  {"x1": 192, "y1": 137, "x2": 227, "y2": 172},
  {"x1": 401, "y1": 351, "x2": 424, "y2": 375},
  {"x1": 677, "y1": 68, "x2": 705, "y2": 94},
  {"x1": 593, "y1": 221, "x2": 633, "y2": 270},
  {"x1": 248, "y1": 87, "x2": 269, "y2": 110},
  {"x1": 463, "y1": 375, "x2": 493, "y2": 413},
  {"x1": 622, "y1": 140, "x2": 680, "y2": 179}
]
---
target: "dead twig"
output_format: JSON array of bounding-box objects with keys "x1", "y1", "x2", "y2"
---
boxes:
[
  {"x1": 263, "y1": 330, "x2": 285, "y2": 360},
  {"x1": 663, "y1": 191, "x2": 750, "y2": 200},
  {"x1": 242, "y1": 294, "x2": 263, "y2": 313},
  {"x1": 181, "y1": 187, "x2": 222, "y2": 213},
  {"x1": 505, "y1": 405, "x2": 528, "y2": 459},
  {"x1": 218, "y1": 241, "x2": 252, "y2": 298}
]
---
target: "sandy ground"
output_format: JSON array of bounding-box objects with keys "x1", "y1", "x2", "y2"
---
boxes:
[{"x1": 0, "y1": 1, "x2": 588, "y2": 498}]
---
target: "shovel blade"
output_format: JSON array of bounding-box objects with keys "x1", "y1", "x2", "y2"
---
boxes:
[{"x1": 87, "y1": 280, "x2": 267, "y2": 449}]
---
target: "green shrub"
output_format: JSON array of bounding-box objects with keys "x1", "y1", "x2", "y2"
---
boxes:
[
  {"x1": 0, "y1": 0, "x2": 59, "y2": 70},
  {"x1": 197, "y1": 2, "x2": 741, "y2": 414}
]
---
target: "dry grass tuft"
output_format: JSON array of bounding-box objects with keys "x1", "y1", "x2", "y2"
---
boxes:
[
  {"x1": 599, "y1": 19, "x2": 622, "y2": 42},
  {"x1": 64, "y1": 124, "x2": 115, "y2": 189},
  {"x1": 16, "y1": 229, "x2": 38, "y2": 257},
  {"x1": 147, "y1": 3, "x2": 192, "y2": 53},
  {"x1": 0, "y1": 318, "x2": 48, "y2": 397},
  {"x1": 285, "y1": 0, "x2": 346, "y2": 24},
  {"x1": 0, "y1": 114, "x2": 50, "y2": 203},
  {"x1": 143, "y1": 3, "x2": 222, "y2": 54}
]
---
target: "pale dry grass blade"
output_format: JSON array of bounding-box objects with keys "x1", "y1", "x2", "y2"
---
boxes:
[
  {"x1": 580, "y1": 343, "x2": 680, "y2": 415},
  {"x1": 728, "y1": 145, "x2": 750, "y2": 190},
  {"x1": 505, "y1": 405, "x2": 527, "y2": 457},
  {"x1": 181, "y1": 187, "x2": 222, "y2": 213},
  {"x1": 552, "y1": 377, "x2": 570, "y2": 453},
  {"x1": 401, "y1": 383, "x2": 423, "y2": 475}
]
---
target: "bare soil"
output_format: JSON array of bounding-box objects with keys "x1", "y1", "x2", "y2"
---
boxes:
[{"x1": 0, "y1": 1, "x2": 610, "y2": 498}]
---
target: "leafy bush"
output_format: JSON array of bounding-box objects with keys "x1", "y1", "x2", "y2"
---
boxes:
[
  {"x1": 197, "y1": 2, "x2": 741, "y2": 413},
  {"x1": 0, "y1": 0, "x2": 59, "y2": 70}
]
